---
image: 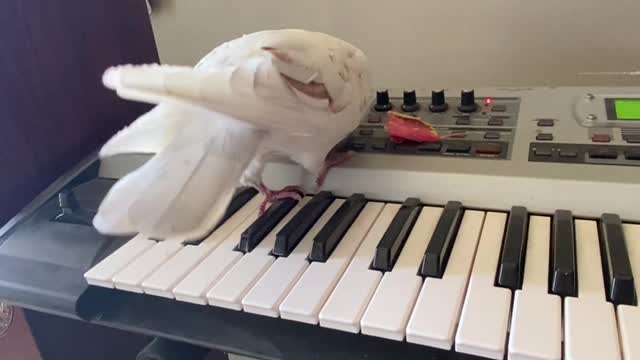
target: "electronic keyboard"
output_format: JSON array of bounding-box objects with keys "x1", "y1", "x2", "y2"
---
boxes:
[{"x1": 1, "y1": 86, "x2": 639, "y2": 360}]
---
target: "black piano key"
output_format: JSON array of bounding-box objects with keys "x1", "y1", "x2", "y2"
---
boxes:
[
  {"x1": 550, "y1": 210, "x2": 578, "y2": 297},
  {"x1": 370, "y1": 198, "x2": 422, "y2": 271},
  {"x1": 238, "y1": 198, "x2": 298, "y2": 253},
  {"x1": 217, "y1": 187, "x2": 258, "y2": 228},
  {"x1": 419, "y1": 201, "x2": 464, "y2": 278},
  {"x1": 272, "y1": 191, "x2": 335, "y2": 257},
  {"x1": 309, "y1": 194, "x2": 367, "y2": 262},
  {"x1": 599, "y1": 213, "x2": 637, "y2": 305},
  {"x1": 496, "y1": 206, "x2": 529, "y2": 290}
]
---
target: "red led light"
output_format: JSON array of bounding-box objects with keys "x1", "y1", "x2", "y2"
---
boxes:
[{"x1": 484, "y1": 98, "x2": 493, "y2": 106}]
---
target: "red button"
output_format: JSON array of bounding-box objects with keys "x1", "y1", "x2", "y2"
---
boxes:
[{"x1": 592, "y1": 134, "x2": 611, "y2": 143}]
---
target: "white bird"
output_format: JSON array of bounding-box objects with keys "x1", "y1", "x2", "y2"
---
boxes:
[{"x1": 92, "y1": 29, "x2": 373, "y2": 243}]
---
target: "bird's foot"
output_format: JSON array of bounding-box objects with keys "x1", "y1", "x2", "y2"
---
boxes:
[
  {"x1": 258, "y1": 184, "x2": 305, "y2": 215},
  {"x1": 315, "y1": 150, "x2": 354, "y2": 189}
]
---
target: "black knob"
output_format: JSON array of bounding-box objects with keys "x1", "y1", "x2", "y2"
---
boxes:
[
  {"x1": 458, "y1": 89, "x2": 478, "y2": 113},
  {"x1": 429, "y1": 89, "x2": 448, "y2": 112},
  {"x1": 374, "y1": 90, "x2": 392, "y2": 111},
  {"x1": 402, "y1": 90, "x2": 420, "y2": 112}
]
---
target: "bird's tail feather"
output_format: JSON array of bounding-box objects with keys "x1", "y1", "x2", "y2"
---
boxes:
[
  {"x1": 101, "y1": 63, "x2": 320, "y2": 135},
  {"x1": 93, "y1": 116, "x2": 262, "y2": 242}
]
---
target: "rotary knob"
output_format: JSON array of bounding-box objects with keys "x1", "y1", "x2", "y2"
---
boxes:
[
  {"x1": 374, "y1": 90, "x2": 392, "y2": 111},
  {"x1": 402, "y1": 90, "x2": 420, "y2": 112},
  {"x1": 429, "y1": 89, "x2": 448, "y2": 112},
  {"x1": 458, "y1": 89, "x2": 478, "y2": 113}
]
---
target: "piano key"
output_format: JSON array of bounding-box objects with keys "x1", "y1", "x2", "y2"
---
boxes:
[
  {"x1": 617, "y1": 223, "x2": 640, "y2": 360},
  {"x1": 360, "y1": 206, "x2": 443, "y2": 341},
  {"x1": 141, "y1": 195, "x2": 263, "y2": 297},
  {"x1": 405, "y1": 210, "x2": 485, "y2": 350},
  {"x1": 318, "y1": 203, "x2": 401, "y2": 333},
  {"x1": 279, "y1": 201, "x2": 384, "y2": 324},
  {"x1": 419, "y1": 201, "x2": 463, "y2": 278},
  {"x1": 272, "y1": 191, "x2": 334, "y2": 257},
  {"x1": 112, "y1": 237, "x2": 184, "y2": 293},
  {"x1": 172, "y1": 209, "x2": 261, "y2": 304},
  {"x1": 550, "y1": 209, "x2": 577, "y2": 297},
  {"x1": 496, "y1": 206, "x2": 528, "y2": 290},
  {"x1": 213, "y1": 187, "x2": 258, "y2": 231},
  {"x1": 206, "y1": 197, "x2": 311, "y2": 310},
  {"x1": 309, "y1": 193, "x2": 367, "y2": 262},
  {"x1": 238, "y1": 197, "x2": 298, "y2": 253},
  {"x1": 454, "y1": 212, "x2": 510, "y2": 359},
  {"x1": 599, "y1": 213, "x2": 636, "y2": 305},
  {"x1": 508, "y1": 215, "x2": 562, "y2": 360},
  {"x1": 370, "y1": 198, "x2": 422, "y2": 271},
  {"x1": 242, "y1": 199, "x2": 344, "y2": 317},
  {"x1": 565, "y1": 219, "x2": 621, "y2": 360},
  {"x1": 84, "y1": 234, "x2": 156, "y2": 288}
]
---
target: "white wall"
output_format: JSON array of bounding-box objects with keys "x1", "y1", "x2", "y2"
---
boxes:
[{"x1": 148, "y1": 0, "x2": 640, "y2": 88}]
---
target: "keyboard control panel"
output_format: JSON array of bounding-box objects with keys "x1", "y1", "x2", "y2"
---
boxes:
[{"x1": 343, "y1": 87, "x2": 640, "y2": 167}]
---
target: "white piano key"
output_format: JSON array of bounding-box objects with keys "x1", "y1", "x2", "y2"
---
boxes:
[
  {"x1": 279, "y1": 202, "x2": 384, "y2": 324},
  {"x1": 565, "y1": 219, "x2": 621, "y2": 360},
  {"x1": 206, "y1": 197, "x2": 310, "y2": 310},
  {"x1": 508, "y1": 215, "x2": 562, "y2": 360},
  {"x1": 172, "y1": 209, "x2": 260, "y2": 304},
  {"x1": 455, "y1": 212, "x2": 510, "y2": 359},
  {"x1": 318, "y1": 203, "x2": 401, "y2": 333},
  {"x1": 84, "y1": 234, "x2": 155, "y2": 288},
  {"x1": 618, "y1": 224, "x2": 640, "y2": 360},
  {"x1": 242, "y1": 199, "x2": 344, "y2": 317},
  {"x1": 141, "y1": 195, "x2": 262, "y2": 298},
  {"x1": 360, "y1": 206, "x2": 443, "y2": 341},
  {"x1": 112, "y1": 237, "x2": 184, "y2": 293},
  {"x1": 405, "y1": 210, "x2": 485, "y2": 350}
]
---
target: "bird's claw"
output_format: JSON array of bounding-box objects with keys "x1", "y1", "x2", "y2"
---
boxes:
[
  {"x1": 315, "y1": 150, "x2": 354, "y2": 190},
  {"x1": 258, "y1": 184, "x2": 305, "y2": 215}
]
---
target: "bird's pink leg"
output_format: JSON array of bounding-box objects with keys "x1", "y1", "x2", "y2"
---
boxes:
[
  {"x1": 258, "y1": 183, "x2": 304, "y2": 215},
  {"x1": 315, "y1": 150, "x2": 354, "y2": 189}
]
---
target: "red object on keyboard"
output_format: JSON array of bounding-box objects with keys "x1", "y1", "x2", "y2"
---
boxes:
[{"x1": 386, "y1": 111, "x2": 441, "y2": 144}]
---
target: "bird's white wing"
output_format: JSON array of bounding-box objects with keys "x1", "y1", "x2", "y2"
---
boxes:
[
  {"x1": 98, "y1": 103, "x2": 203, "y2": 158},
  {"x1": 94, "y1": 115, "x2": 262, "y2": 242}
]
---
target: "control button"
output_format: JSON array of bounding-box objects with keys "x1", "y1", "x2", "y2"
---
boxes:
[
  {"x1": 591, "y1": 134, "x2": 611, "y2": 143},
  {"x1": 417, "y1": 142, "x2": 442, "y2": 152},
  {"x1": 392, "y1": 144, "x2": 417, "y2": 153},
  {"x1": 458, "y1": 89, "x2": 478, "y2": 113},
  {"x1": 588, "y1": 148, "x2": 618, "y2": 159},
  {"x1": 429, "y1": 89, "x2": 448, "y2": 112},
  {"x1": 368, "y1": 114, "x2": 382, "y2": 124},
  {"x1": 402, "y1": 90, "x2": 420, "y2": 112},
  {"x1": 455, "y1": 117, "x2": 471, "y2": 125},
  {"x1": 475, "y1": 143, "x2": 502, "y2": 155},
  {"x1": 536, "y1": 133, "x2": 554, "y2": 141},
  {"x1": 449, "y1": 131, "x2": 467, "y2": 139},
  {"x1": 488, "y1": 118, "x2": 504, "y2": 126},
  {"x1": 359, "y1": 128, "x2": 374, "y2": 136},
  {"x1": 350, "y1": 140, "x2": 366, "y2": 150},
  {"x1": 484, "y1": 131, "x2": 500, "y2": 140},
  {"x1": 371, "y1": 140, "x2": 387, "y2": 151},
  {"x1": 534, "y1": 148, "x2": 552, "y2": 157},
  {"x1": 624, "y1": 136, "x2": 640, "y2": 144},
  {"x1": 491, "y1": 104, "x2": 506, "y2": 112},
  {"x1": 445, "y1": 143, "x2": 471, "y2": 154},
  {"x1": 624, "y1": 150, "x2": 640, "y2": 160},
  {"x1": 559, "y1": 150, "x2": 578, "y2": 158},
  {"x1": 537, "y1": 119, "x2": 555, "y2": 127},
  {"x1": 374, "y1": 90, "x2": 392, "y2": 112}
]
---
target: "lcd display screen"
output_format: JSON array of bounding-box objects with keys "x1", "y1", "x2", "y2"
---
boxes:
[{"x1": 615, "y1": 100, "x2": 640, "y2": 120}]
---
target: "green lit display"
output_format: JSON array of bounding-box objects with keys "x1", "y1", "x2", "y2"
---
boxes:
[{"x1": 615, "y1": 100, "x2": 640, "y2": 120}]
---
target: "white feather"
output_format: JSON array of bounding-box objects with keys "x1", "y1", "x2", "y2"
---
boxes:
[{"x1": 94, "y1": 29, "x2": 372, "y2": 241}]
